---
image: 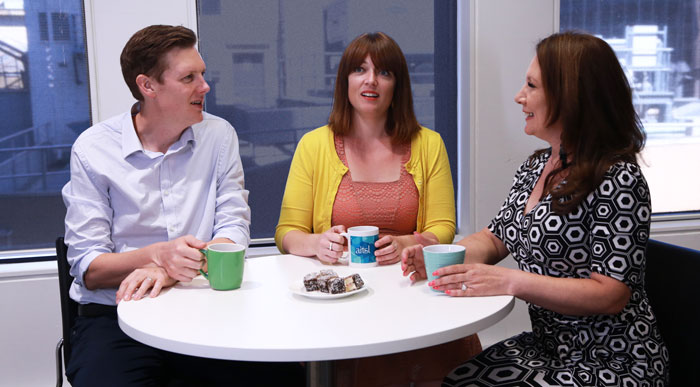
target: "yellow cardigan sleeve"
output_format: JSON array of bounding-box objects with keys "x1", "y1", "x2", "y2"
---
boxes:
[
  {"x1": 418, "y1": 130, "x2": 456, "y2": 244},
  {"x1": 275, "y1": 133, "x2": 316, "y2": 253}
]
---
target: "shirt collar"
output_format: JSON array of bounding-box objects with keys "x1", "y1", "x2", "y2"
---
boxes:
[
  {"x1": 176, "y1": 125, "x2": 196, "y2": 152},
  {"x1": 121, "y1": 102, "x2": 144, "y2": 159},
  {"x1": 121, "y1": 102, "x2": 197, "y2": 159}
]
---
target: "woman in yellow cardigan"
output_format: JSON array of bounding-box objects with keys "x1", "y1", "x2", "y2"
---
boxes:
[
  {"x1": 275, "y1": 32, "x2": 455, "y2": 263},
  {"x1": 274, "y1": 122, "x2": 455, "y2": 259},
  {"x1": 276, "y1": 32, "x2": 480, "y2": 386}
]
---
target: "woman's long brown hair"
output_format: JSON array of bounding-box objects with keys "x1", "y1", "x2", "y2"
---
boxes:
[
  {"x1": 328, "y1": 32, "x2": 420, "y2": 145},
  {"x1": 535, "y1": 31, "x2": 645, "y2": 214}
]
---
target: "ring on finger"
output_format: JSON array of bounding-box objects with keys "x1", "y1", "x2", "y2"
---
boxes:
[
  {"x1": 144, "y1": 277, "x2": 153, "y2": 283},
  {"x1": 328, "y1": 241, "x2": 333, "y2": 251},
  {"x1": 461, "y1": 283, "x2": 468, "y2": 291}
]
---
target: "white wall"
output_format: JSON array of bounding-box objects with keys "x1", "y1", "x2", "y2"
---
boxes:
[
  {"x1": 460, "y1": 0, "x2": 557, "y2": 347},
  {"x1": 2, "y1": 0, "x2": 699, "y2": 385},
  {"x1": 0, "y1": 263, "x2": 62, "y2": 386}
]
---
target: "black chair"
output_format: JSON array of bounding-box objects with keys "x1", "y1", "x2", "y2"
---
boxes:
[
  {"x1": 645, "y1": 239, "x2": 700, "y2": 387},
  {"x1": 55, "y1": 237, "x2": 78, "y2": 387},
  {"x1": 52, "y1": 238, "x2": 202, "y2": 387}
]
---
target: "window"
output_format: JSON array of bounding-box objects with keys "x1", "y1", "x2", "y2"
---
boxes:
[
  {"x1": 561, "y1": 0, "x2": 700, "y2": 214},
  {"x1": 51, "y1": 12, "x2": 70, "y2": 41},
  {"x1": 0, "y1": 40, "x2": 25, "y2": 90},
  {"x1": 38, "y1": 12, "x2": 48, "y2": 41},
  {"x1": 0, "y1": 0, "x2": 90, "y2": 252},
  {"x1": 197, "y1": 0, "x2": 458, "y2": 240}
]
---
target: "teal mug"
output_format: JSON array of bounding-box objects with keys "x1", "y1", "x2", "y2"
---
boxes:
[
  {"x1": 199, "y1": 243, "x2": 245, "y2": 290},
  {"x1": 423, "y1": 244, "x2": 465, "y2": 292}
]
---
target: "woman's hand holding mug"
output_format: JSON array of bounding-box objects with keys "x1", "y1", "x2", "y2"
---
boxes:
[{"x1": 317, "y1": 225, "x2": 347, "y2": 264}]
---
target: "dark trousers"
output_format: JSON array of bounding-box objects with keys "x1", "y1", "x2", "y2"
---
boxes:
[{"x1": 66, "y1": 315, "x2": 305, "y2": 387}]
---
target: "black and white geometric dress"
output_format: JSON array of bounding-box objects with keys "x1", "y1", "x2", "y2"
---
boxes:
[{"x1": 444, "y1": 150, "x2": 669, "y2": 387}]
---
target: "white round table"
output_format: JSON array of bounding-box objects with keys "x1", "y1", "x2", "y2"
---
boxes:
[{"x1": 118, "y1": 255, "x2": 514, "y2": 362}]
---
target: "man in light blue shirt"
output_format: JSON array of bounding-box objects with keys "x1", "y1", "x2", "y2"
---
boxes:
[
  {"x1": 63, "y1": 26, "x2": 250, "y2": 307},
  {"x1": 61, "y1": 25, "x2": 302, "y2": 386}
]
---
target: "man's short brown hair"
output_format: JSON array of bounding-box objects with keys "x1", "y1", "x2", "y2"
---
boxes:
[{"x1": 120, "y1": 25, "x2": 197, "y2": 101}]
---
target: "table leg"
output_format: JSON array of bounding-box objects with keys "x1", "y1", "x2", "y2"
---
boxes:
[{"x1": 306, "y1": 361, "x2": 334, "y2": 387}]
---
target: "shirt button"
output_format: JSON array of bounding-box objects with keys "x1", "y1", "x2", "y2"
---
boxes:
[
  {"x1": 163, "y1": 190, "x2": 170, "y2": 196},
  {"x1": 169, "y1": 226, "x2": 175, "y2": 233}
]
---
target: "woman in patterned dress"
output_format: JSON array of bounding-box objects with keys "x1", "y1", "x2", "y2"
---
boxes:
[
  {"x1": 401, "y1": 31, "x2": 669, "y2": 386},
  {"x1": 276, "y1": 32, "x2": 481, "y2": 385}
]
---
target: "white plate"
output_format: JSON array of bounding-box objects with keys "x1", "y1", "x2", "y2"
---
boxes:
[{"x1": 289, "y1": 282, "x2": 369, "y2": 299}]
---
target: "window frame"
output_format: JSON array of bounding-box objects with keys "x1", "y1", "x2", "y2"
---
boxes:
[
  {"x1": 0, "y1": 0, "x2": 92, "y2": 261},
  {"x1": 553, "y1": 0, "x2": 700, "y2": 241},
  {"x1": 0, "y1": 0, "x2": 460, "y2": 261},
  {"x1": 195, "y1": 0, "x2": 460, "y2": 244},
  {"x1": 3, "y1": 0, "x2": 699, "y2": 262},
  {"x1": 457, "y1": 0, "x2": 700, "y2": 251}
]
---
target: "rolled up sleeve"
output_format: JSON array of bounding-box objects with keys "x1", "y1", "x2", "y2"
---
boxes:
[
  {"x1": 62, "y1": 142, "x2": 114, "y2": 285},
  {"x1": 213, "y1": 128, "x2": 251, "y2": 247}
]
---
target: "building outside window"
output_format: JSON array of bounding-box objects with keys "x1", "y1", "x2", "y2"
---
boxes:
[
  {"x1": 0, "y1": 0, "x2": 90, "y2": 252},
  {"x1": 561, "y1": 0, "x2": 700, "y2": 214}
]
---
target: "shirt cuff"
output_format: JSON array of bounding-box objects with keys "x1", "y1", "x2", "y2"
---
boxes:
[
  {"x1": 72, "y1": 249, "x2": 105, "y2": 286},
  {"x1": 214, "y1": 230, "x2": 250, "y2": 249}
]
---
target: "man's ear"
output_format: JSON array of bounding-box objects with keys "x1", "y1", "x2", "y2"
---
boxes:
[{"x1": 136, "y1": 74, "x2": 156, "y2": 99}]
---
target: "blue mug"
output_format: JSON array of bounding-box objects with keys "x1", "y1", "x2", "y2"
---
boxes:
[{"x1": 341, "y1": 226, "x2": 379, "y2": 267}]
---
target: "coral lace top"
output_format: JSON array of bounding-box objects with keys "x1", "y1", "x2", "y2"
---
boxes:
[{"x1": 331, "y1": 135, "x2": 419, "y2": 236}]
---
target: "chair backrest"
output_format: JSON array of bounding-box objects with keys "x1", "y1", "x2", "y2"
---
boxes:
[
  {"x1": 56, "y1": 237, "x2": 78, "y2": 364},
  {"x1": 645, "y1": 239, "x2": 700, "y2": 386}
]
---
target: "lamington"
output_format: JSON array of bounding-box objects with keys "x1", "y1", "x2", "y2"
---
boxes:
[
  {"x1": 328, "y1": 277, "x2": 346, "y2": 294},
  {"x1": 302, "y1": 271, "x2": 364, "y2": 294},
  {"x1": 303, "y1": 272, "x2": 320, "y2": 291},
  {"x1": 317, "y1": 273, "x2": 339, "y2": 293}
]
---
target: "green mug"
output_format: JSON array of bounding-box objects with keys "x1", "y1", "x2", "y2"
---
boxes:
[{"x1": 199, "y1": 243, "x2": 245, "y2": 290}]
